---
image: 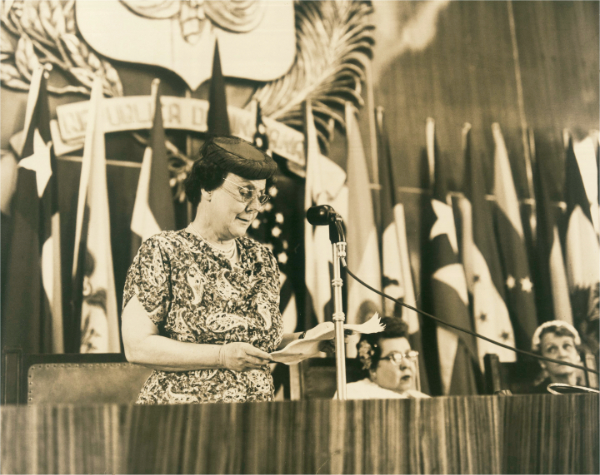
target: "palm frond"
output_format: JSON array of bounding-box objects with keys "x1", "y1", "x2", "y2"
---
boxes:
[{"x1": 251, "y1": 0, "x2": 374, "y2": 155}]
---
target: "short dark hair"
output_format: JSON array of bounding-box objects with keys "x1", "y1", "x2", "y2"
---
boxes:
[
  {"x1": 184, "y1": 156, "x2": 228, "y2": 208},
  {"x1": 184, "y1": 137, "x2": 276, "y2": 208},
  {"x1": 357, "y1": 316, "x2": 410, "y2": 371}
]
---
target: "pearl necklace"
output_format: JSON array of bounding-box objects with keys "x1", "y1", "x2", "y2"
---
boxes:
[{"x1": 187, "y1": 224, "x2": 238, "y2": 261}]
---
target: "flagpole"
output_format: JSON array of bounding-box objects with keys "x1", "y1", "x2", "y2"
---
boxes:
[
  {"x1": 185, "y1": 87, "x2": 193, "y2": 224},
  {"x1": 332, "y1": 239, "x2": 347, "y2": 400},
  {"x1": 44, "y1": 64, "x2": 65, "y2": 354}
]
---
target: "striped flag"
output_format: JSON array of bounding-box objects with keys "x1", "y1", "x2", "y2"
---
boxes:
[
  {"x1": 531, "y1": 131, "x2": 573, "y2": 324},
  {"x1": 377, "y1": 107, "x2": 429, "y2": 392},
  {"x1": 303, "y1": 100, "x2": 347, "y2": 326},
  {"x1": 459, "y1": 124, "x2": 516, "y2": 364},
  {"x1": 207, "y1": 39, "x2": 230, "y2": 136},
  {"x1": 2, "y1": 67, "x2": 64, "y2": 353},
  {"x1": 345, "y1": 102, "x2": 381, "y2": 325},
  {"x1": 492, "y1": 123, "x2": 538, "y2": 350},
  {"x1": 71, "y1": 77, "x2": 120, "y2": 353},
  {"x1": 564, "y1": 131, "x2": 600, "y2": 354},
  {"x1": 424, "y1": 118, "x2": 479, "y2": 394},
  {"x1": 130, "y1": 80, "x2": 175, "y2": 260}
]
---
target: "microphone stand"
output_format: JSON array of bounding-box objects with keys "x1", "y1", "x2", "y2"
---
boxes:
[{"x1": 329, "y1": 215, "x2": 347, "y2": 400}]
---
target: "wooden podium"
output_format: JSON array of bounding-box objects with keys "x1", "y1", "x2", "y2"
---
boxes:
[{"x1": 1, "y1": 394, "x2": 598, "y2": 474}]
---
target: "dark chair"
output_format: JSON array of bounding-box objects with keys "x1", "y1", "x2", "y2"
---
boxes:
[
  {"x1": 2, "y1": 348, "x2": 152, "y2": 405},
  {"x1": 483, "y1": 351, "x2": 598, "y2": 395},
  {"x1": 289, "y1": 357, "x2": 364, "y2": 400}
]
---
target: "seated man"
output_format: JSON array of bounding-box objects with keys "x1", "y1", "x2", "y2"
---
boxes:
[
  {"x1": 341, "y1": 317, "x2": 429, "y2": 399},
  {"x1": 530, "y1": 320, "x2": 587, "y2": 393}
]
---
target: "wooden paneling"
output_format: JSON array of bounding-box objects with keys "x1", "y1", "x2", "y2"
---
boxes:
[{"x1": 2, "y1": 395, "x2": 598, "y2": 474}]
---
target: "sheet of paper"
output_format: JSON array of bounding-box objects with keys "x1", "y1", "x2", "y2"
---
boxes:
[{"x1": 270, "y1": 313, "x2": 384, "y2": 364}]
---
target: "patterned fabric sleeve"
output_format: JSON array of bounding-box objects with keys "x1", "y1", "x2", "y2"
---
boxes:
[
  {"x1": 263, "y1": 244, "x2": 281, "y2": 304},
  {"x1": 123, "y1": 235, "x2": 172, "y2": 325}
]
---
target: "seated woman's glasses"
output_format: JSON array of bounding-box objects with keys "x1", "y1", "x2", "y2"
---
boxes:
[
  {"x1": 222, "y1": 178, "x2": 270, "y2": 205},
  {"x1": 380, "y1": 350, "x2": 419, "y2": 365}
]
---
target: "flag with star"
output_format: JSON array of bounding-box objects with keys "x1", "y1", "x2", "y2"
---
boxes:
[
  {"x1": 423, "y1": 118, "x2": 479, "y2": 395},
  {"x1": 345, "y1": 102, "x2": 381, "y2": 325},
  {"x1": 207, "y1": 39, "x2": 230, "y2": 136},
  {"x1": 246, "y1": 101, "x2": 300, "y2": 334},
  {"x1": 492, "y1": 123, "x2": 538, "y2": 351},
  {"x1": 563, "y1": 131, "x2": 600, "y2": 354},
  {"x1": 458, "y1": 123, "x2": 516, "y2": 364},
  {"x1": 377, "y1": 108, "x2": 429, "y2": 393},
  {"x1": 2, "y1": 67, "x2": 64, "y2": 354},
  {"x1": 71, "y1": 77, "x2": 120, "y2": 353},
  {"x1": 130, "y1": 80, "x2": 175, "y2": 261},
  {"x1": 531, "y1": 130, "x2": 572, "y2": 324},
  {"x1": 303, "y1": 100, "x2": 347, "y2": 326}
]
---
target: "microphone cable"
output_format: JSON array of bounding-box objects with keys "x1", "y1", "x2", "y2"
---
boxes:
[{"x1": 344, "y1": 265, "x2": 599, "y2": 376}]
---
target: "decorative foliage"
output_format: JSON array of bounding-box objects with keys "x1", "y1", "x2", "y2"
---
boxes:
[
  {"x1": 1, "y1": 0, "x2": 122, "y2": 96},
  {"x1": 357, "y1": 339, "x2": 375, "y2": 370},
  {"x1": 251, "y1": 0, "x2": 374, "y2": 154}
]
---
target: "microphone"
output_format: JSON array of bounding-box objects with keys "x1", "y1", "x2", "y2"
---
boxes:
[
  {"x1": 306, "y1": 205, "x2": 337, "y2": 225},
  {"x1": 306, "y1": 205, "x2": 346, "y2": 243}
]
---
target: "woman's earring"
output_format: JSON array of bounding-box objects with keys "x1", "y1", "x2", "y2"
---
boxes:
[{"x1": 207, "y1": 191, "x2": 212, "y2": 202}]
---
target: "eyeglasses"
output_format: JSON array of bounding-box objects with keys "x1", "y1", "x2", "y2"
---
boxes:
[
  {"x1": 222, "y1": 178, "x2": 270, "y2": 206},
  {"x1": 380, "y1": 351, "x2": 419, "y2": 365}
]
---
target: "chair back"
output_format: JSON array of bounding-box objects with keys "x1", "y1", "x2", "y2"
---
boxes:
[
  {"x1": 27, "y1": 362, "x2": 152, "y2": 405},
  {"x1": 484, "y1": 354, "x2": 541, "y2": 394},
  {"x1": 2, "y1": 349, "x2": 152, "y2": 405},
  {"x1": 289, "y1": 357, "x2": 364, "y2": 400},
  {"x1": 484, "y1": 351, "x2": 599, "y2": 394}
]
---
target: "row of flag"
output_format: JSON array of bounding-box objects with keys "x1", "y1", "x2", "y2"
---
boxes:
[
  {"x1": 3, "y1": 49, "x2": 598, "y2": 398},
  {"x1": 302, "y1": 101, "x2": 599, "y2": 395},
  {"x1": 2, "y1": 66, "x2": 176, "y2": 354}
]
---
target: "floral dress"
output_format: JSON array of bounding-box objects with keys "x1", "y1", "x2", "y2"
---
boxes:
[{"x1": 123, "y1": 230, "x2": 283, "y2": 404}]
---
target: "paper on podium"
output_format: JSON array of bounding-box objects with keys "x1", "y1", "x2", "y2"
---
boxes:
[{"x1": 270, "y1": 313, "x2": 385, "y2": 364}]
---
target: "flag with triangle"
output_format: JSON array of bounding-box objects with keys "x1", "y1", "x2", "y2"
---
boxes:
[
  {"x1": 2, "y1": 67, "x2": 64, "y2": 354},
  {"x1": 459, "y1": 123, "x2": 516, "y2": 364},
  {"x1": 492, "y1": 123, "x2": 538, "y2": 351},
  {"x1": 345, "y1": 102, "x2": 381, "y2": 325},
  {"x1": 423, "y1": 118, "x2": 479, "y2": 394},
  {"x1": 207, "y1": 39, "x2": 230, "y2": 136},
  {"x1": 71, "y1": 77, "x2": 120, "y2": 353},
  {"x1": 376, "y1": 107, "x2": 429, "y2": 393},
  {"x1": 531, "y1": 130, "x2": 573, "y2": 324},
  {"x1": 303, "y1": 100, "x2": 347, "y2": 327},
  {"x1": 563, "y1": 131, "x2": 600, "y2": 354},
  {"x1": 131, "y1": 80, "x2": 176, "y2": 260}
]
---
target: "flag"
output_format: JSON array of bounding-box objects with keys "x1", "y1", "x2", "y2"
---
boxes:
[
  {"x1": 492, "y1": 123, "x2": 538, "y2": 351},
  {"x1": 345, "y1": 102, "x2": 381, "y2": 325},
  {"x1": 459, "y1": 123, "x2": 516, "y2": 364},
  {"x1": 573, "y1": 134, "x2": 599, "y2": 236},
  {"x1": 2, "y1": 67, "x2": 64, "y2": 354},
  {"x1": 247, "y1": 99, "x2": 298, "y2": 334},
  {"x1": 303, "y1": 101, "x2": 347, "y2": 326},
  {"x1": 531, "y1": 131, "x2": 572, "y2": 324},
  {"x1": 130, "y1": 80, "x2": 176, "y2": 260},
  {"x1": 377, "y1": 107, "x2": 429, "y2": 393},
  {"x1": 71, "y1": 77, "x2": 120, "y2": 353},
  {"x1": 207, "y1": 39, "x2": 230, "y2": 136},
  {"x1": 563, "y1": 131, "x2": 600, "y2": 354},
  {"x1": 423, "y1": 118, "x2": 479, "y2": 394}
]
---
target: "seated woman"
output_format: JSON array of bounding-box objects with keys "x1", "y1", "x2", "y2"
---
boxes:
[
  {"x1": 530, "y1": 320, "x2": 587, "y2": 393},
  {"x1": 343, "y1": 317, "x2": 429, "y2": 399}
]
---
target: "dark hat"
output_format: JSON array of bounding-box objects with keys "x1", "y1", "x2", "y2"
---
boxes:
[{"x1": 200, "y1": 135, "x2": 278, "y2": 180}]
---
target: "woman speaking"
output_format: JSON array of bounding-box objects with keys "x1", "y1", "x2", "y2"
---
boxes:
[{"x1": 122, "y1": 136, "x2": 326, "y2": 404}]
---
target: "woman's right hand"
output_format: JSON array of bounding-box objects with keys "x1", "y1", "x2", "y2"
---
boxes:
[{"x1": 219, "y1": 342, "x2": 273, "y2": 372}]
